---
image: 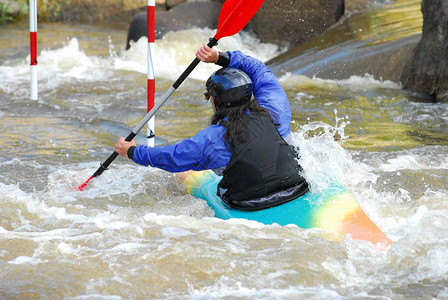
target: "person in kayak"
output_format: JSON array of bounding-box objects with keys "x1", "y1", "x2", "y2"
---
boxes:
[{"x1": 115, "y1": 45, "x2": 309, "y2": 211}]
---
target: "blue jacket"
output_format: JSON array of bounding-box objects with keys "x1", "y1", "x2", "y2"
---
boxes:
[{"x1": 132, "y1": 51, "x2": 292, "y2": 172}]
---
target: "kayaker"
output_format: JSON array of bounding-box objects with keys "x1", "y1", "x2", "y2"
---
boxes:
[{"x1": 114, "y1": 45, "x2": 309, "y2": 211}]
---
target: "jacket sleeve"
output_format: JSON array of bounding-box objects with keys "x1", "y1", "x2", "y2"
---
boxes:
[
  {"x1": 132, "y1": 125, "x2": 231, "y2": 172},
  {"x1": 227, "y1": 51, "x2": 292, "y2": 139}
]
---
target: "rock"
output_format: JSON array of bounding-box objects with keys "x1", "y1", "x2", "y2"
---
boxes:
[
  {"x1": 250, "y1": 0, "x2": 344, "y2": 47},
  {"x1": 126, "y1": 1, "x2": 221, "y2": 49},
  {"x1": 268, "y1": 34, "x2": 420, "y2": 85},
  {"x1": 166, "y1": 0, "x2": 187, "y2": 10},
  {"x1": 156, "y1": 1, "x2": 221, "y2": 36},
  {"x1": 126, "y1": 12, "x2": 148, "y2": 50},
  {"x1": 126, "y1": 0, "x2": 346, "y2": 51},
  {"x1": 401, "y1": 0, "x2": 448, "y2": 102}
]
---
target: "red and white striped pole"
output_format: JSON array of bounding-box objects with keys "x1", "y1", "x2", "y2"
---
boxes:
[
  {"x1": 147, "y1": 0, "x2": 156, "y2": 146},
  {"x1": 29, "y1": 0, "x2": 38, "y2": 100}
]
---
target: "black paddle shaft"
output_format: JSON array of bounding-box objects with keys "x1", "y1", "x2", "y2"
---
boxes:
[
  {"x1": 173, "y1": 38, "x2": 218, "y2": 88},
  {"x1": 92, "y1": 131, "x2": 136, "y2": 178},
  {"x1": 91, "y1": 37, "x2": 219, "y2": 179}
]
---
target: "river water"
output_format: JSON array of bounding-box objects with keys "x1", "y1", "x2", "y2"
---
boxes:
[{"x1": 1, "y1": 0, "x2": 448, "y2": 299}]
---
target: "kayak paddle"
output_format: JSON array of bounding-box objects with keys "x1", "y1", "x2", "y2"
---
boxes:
[{"x1": 78, "y1": 0, "x2": 265, "y2": 191}]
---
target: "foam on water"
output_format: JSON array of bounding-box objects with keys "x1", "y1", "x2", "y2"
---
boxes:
[
  {"x1": 1, "y1": 153, "x2": 447, "y2": 298},
  {"x1": 0, "y1": 28, "x2": 281, "y2": 86},
  {"x1": 279, "y1": 72, "x2": 402, "y2": 91},
  {"x1": 8, "y1": 256, "x2": 36, "y2": 265},
  {"x1": 0, "y1": 27, "x2": 284, "y2": 102},
  {"x1": 378, "y1": 153, "x2": 448, "y2": 172},
  {"x1": 0, "y1": 38, "x2": 112, "y2": 95},
  {"x1": 117, "y1": 27, "x2": 284, "y2": 81}
]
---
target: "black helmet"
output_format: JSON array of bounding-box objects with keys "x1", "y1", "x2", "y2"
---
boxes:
[{"x1": 205, "y1": 68, "x2": 253, "y2": 108}]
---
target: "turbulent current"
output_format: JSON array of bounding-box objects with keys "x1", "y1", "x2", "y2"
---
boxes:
[{"x1": 0, "y1": 0, "x2": 447, "y2": 299}]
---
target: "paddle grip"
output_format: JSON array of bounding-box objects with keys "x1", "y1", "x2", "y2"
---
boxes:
[
  {"x1": 172, "y1": 38, "x2": 218, "y2": 89},
  {"x1": 93, "y1": 131, "x2": 137, "y2": 178}
]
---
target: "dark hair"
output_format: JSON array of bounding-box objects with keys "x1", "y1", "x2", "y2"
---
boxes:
[{"x1": 211, "y1": 98, "x2": 277, "y2": 150}]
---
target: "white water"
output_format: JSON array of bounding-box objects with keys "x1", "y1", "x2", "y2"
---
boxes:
[{"x1": 0, "y1": 28, "x2": 283, "y2": 97}]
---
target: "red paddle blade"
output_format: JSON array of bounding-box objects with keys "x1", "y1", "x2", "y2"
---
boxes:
[
  {"x1": 77, "y1": 176, "x2": 93, "y2": 191},
  {"x1": 215, "y1": 0, "x2": 265, "y2": 40}
]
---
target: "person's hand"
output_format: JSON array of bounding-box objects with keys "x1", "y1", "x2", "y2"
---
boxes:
[
  {"x1": 196, "y1": 44, "x2": 219, "y2": 63},
  {"x1": 114, "y1": 137, "x2": 137, "y2": 158}
]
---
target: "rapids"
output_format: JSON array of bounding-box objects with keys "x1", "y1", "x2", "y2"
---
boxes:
[{"x1": 0, "y1": 0, "x2": 447, "y2": 298}]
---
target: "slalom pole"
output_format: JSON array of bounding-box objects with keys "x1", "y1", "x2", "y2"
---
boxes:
[
  {"x1": 147, "y1": 0, "x2": 156, "y2": 147},
  {"x1": 29, "y1": 0, "x2": 38, "y2": 100}
]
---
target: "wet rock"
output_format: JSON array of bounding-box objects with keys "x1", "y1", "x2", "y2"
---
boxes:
[
  {"x1": 126, "y1": 12, "x2": 148, "y2": 50},
  {"x1": 126, "y1": 1, "x2": 221, "y2": 50},
  {"x1": 267, "y1": 33, "x2": 420, "y2": 85},
  {"x1": 126, "y1": 0, "x2": 345, "y2": 50},
  {"x1": 250, "y1": 0, "x2": 345, "y2": 47},
  {"x1": 157, "y1": 1, "x2": 221, "y2": 36},
  {"x1": 401, "y1": 0, "x2": 448, "y2": 102},
  {"x1": 165, "y1": 0, "x2": 187, "y2": 10}
]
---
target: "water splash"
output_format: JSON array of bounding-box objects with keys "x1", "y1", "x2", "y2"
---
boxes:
[{"x1": 291, "y1": 111, "x2": 375, "y2": 194}]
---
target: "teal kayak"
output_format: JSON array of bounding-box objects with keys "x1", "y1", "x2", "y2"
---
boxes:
[{"x1": 178, "y1": 170, "x2": 392, "y2": 249}]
